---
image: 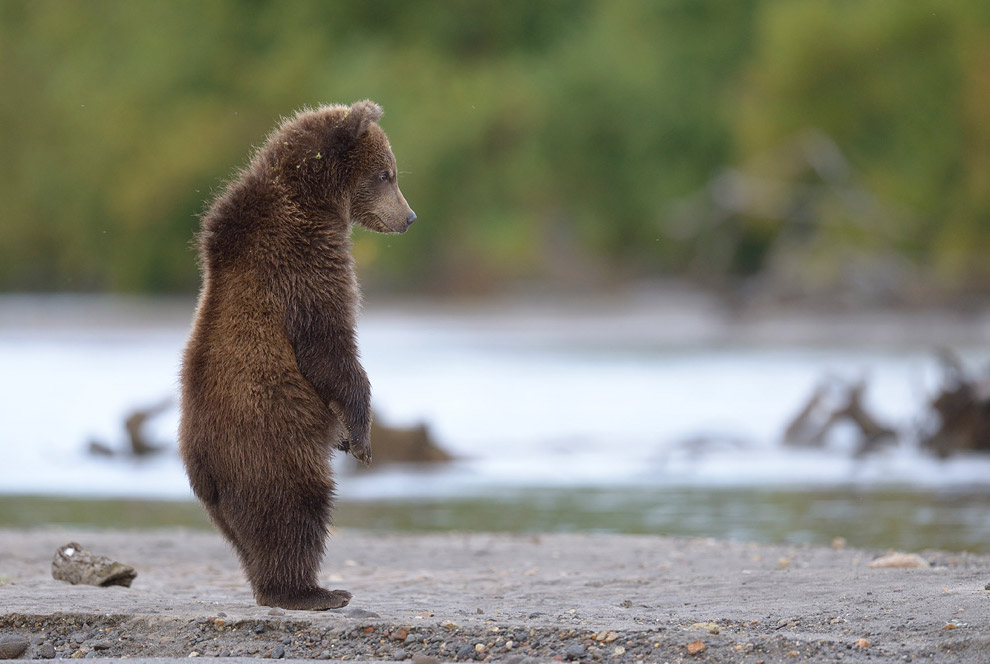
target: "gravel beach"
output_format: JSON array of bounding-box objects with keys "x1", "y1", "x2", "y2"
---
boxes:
[{"x1": 1, "y1": 528, "x2": 988, "y2": 663}]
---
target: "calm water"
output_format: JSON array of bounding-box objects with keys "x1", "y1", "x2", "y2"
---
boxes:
[{"x1": 1, "y1": 294, "x2": 988, "y2": 552}]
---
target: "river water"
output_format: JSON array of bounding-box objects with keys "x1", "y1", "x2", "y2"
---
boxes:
[{"x1": 2, "y1": 293, "x2": 988, "y2": 551}]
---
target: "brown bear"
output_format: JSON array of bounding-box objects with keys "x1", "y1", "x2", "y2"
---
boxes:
[{"x1": 179, "y1": 100, "x2": 415, "y2": 610}]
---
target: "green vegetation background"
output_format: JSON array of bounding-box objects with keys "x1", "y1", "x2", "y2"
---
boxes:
[{"x1": 2, "y1": 1, "x2": 988, "y2": 298}]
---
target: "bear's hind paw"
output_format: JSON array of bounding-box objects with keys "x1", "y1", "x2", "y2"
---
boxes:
[{"x1": 259, "y1": 587, "x2": 352, "y2": 611}]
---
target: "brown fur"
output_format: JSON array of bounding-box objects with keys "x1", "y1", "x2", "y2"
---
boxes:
[{"x1": 179, "y1": 101, "x2": 415, "y2": 610}]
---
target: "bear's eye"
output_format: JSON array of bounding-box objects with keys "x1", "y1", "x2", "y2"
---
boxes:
[{"x1": 378, "y1": 170, "x2": 390, "y2": 183}]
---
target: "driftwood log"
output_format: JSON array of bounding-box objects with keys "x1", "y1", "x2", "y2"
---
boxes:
[
  {"x1": 363, "y1": 417, "x2": 452, "y2": 466},
  {"x1": 51, "y1": 542, "x2": 137, "y2": 587},
  {"x1": 88, "y1": 398, "x2": 171, "y2": 458},
  {"x1": 783, "y1": 377, "x2": 896, "y2": 457},
  {"x1": 88, "y1": 399, "x2": 452, "y2": 465},
  {"x1": 784, "y1": 349, "x2": 990, "y2": 459},
  {"x1": 921, "y1": 349, "x2": 990, "y2": 458}
]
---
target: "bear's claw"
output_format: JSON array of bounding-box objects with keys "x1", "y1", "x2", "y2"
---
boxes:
[{"x1": 349, "y1": 440, "x2": 372, "y2": 466}]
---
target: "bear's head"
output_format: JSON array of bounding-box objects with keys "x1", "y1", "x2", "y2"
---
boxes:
[
  {"x1": 327, "y1": 100, "x2": 416, "y2": 234},
  {"x1": 271, "y1": 100, "x2": 416, "y2": 234}
]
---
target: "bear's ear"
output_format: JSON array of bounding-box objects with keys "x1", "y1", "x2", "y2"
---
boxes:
[{"x1": 328, "y1": 100, "x2": 383, "y2": 154}]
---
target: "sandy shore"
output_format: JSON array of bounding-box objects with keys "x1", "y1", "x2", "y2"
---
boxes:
[{"x1": 1, "y1": 528, "x2": 989, "y2": 663}]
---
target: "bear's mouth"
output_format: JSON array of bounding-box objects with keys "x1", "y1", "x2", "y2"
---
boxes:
[
  {"x1": 372, "y1": 213, "x2": 411, "y2": 234},
  {"x1": 362, "y1": 215, "x2": 397, "y2": 234}
]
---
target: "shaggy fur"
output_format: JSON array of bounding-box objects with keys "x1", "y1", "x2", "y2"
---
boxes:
[{"x1": 179, "y1": 101, "x2": 415, "y2": 610}]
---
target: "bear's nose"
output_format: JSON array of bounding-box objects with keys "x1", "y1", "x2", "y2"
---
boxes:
[{"x1": 406, "y1": 210, "x2": 417, "y2": 225}]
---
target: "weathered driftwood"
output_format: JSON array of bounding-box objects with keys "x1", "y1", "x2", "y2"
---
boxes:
[
  {"x1": 785, "y1": 349, "x2": 990, "y2": 459},
  {"x1": 87, "y1": 398, "x2": 172, "y2": 458},
  {"x1": 88, "y1": 398, "x2": 453, "y2": 466},
  {"x1": 364, "y1": 417, "x2": 452, "y2": 465},
  {"x1": 783, "y1": 378, "x2": 896, "y2": 456},
  {"x1": 921, "y1": 348, "x2": 990, "y2": 458},
  {"x1": 123, "y1": 398, "x2": 172, "y2": 456},
  {"x1": 833, "y1": 381, "x2": 898, "y2": 456},
  {"x1": 51, "y1": 542, "x2": 137, "y2": 587},
  {"x1": 782, "y1": 380, "x2": 834, "y2": 449}
]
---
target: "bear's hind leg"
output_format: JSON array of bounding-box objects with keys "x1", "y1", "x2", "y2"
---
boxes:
[
  {"x1": 188, "y1": 463, "x2": 259, "y2": 576},
  {"x1": 204, "y1": 501, "x2": 256, "y2": 572},
  {"x1": 232, "y1": 481, "x2": 350, "y2": 611}
]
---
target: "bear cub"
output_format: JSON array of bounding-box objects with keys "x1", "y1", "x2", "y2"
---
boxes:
[{"x1": 180, "y1": 101, "x2": 415, "y2": 610}]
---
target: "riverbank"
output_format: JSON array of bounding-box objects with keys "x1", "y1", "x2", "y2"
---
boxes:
[
  {"x1": 2, "y1": 528, "x2": 989, "y2": 663},
  {"x1": 3, "y1": 488, "x2": 990, "y2": 554}
]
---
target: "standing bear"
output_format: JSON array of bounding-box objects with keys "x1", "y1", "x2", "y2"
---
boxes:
[{"x1": 180, "y1": 101, "x2": 416, "y2": 610}]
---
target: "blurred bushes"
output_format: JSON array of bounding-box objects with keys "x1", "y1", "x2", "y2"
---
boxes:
[
  {"x1": 735, "y1": 2, "x2": 990, "y2": 296},
  {"x1": 0, "y1": 0, "x2": 987, "y2": 297}
]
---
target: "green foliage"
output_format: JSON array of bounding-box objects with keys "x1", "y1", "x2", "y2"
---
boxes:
[
  {"x1": 0, "y1": 0, "x2": 987, "y2": 295},
  {"x1": 735, "y1": 0, "x2": 990, "y2": 290}
]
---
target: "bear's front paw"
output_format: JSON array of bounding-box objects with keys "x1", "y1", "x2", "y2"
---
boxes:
[{"x1": 348, "y1": 435, "x2": 372, "y2": 467}]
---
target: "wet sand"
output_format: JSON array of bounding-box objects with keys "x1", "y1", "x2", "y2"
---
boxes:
[{"x1": 1, "y1": 528, "x2": 989, "y2": 662}]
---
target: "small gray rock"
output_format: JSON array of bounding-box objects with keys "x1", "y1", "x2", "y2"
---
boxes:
[
  {"x1": 37, "y1": 642, "x2": 56, "y2": 659},
  {"x1": 456, "y1": 644, "x2": 475, "y2": 660},
  {"x1": 344, "y1": 607, "x2": 381, "y2": 619},
  {"x1": 270, "y1": 645, "x2": 285, "y2": 659},
  {"x1": 393, "y1": 648, "x2": 408, "y2": 661},
  {"x1": 564, "y1": 643, "x2": 586, "y2": 660},
  {"x1": 411, "y1": 655, "x2": 441, "y2": 664},
  {"x1": 0, "y1": 635, "x2": 29, "y2": 659}
]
